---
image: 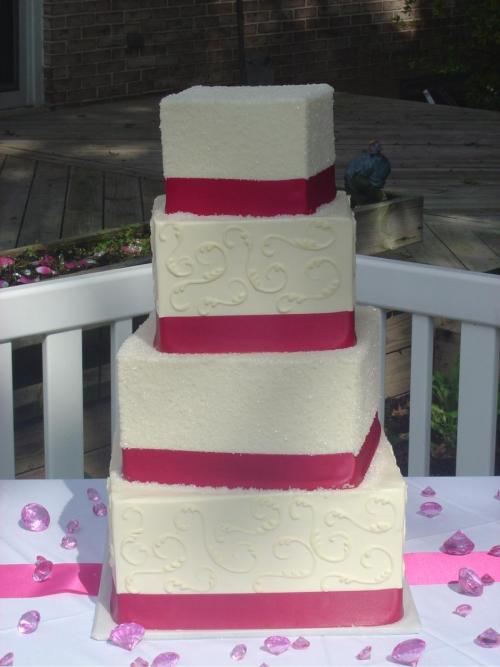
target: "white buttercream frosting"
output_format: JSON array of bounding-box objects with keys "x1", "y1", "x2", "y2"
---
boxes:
[
  {"x1": 108, "y1": 436, "x2": 405, "y2": 595},
  {"x1": 160, "y1": 84, "x2": 335, "y2": 180},
  {"x1": 151, "y1": 193, "x2": 355, "y2": 318},
  {"x1": 117, "y1": 307, "x2": 380, "y2": 456}
]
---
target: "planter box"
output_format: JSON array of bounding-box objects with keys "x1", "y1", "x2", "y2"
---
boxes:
[{"x1": 354, "y1": 194, "x2": 423, "y2": 255}]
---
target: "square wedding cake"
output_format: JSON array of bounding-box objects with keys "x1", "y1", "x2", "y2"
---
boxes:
[{"x1": 107, "y1": 84, "x2": 406, "y2": 631}]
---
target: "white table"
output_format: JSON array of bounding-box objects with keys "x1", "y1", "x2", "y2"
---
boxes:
[{"x1": 1, "y1": 477, "x2": 500, "y2": 667}]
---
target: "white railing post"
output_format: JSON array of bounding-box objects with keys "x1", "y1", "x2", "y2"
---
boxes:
[
  {"x1": 456, "y1": 323, "x2": 499, "y2": 475},
  {"x1": 408, "y1": 314, "x2": 434, "y2": 475},
  {"x1": 0, "y1": 342, "x2": 15, "y2": 478},
  {"x1": 43, "y1": 329, "x2": 84, "y2": 478}
]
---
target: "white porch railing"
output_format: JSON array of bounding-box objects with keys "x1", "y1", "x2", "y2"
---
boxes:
[{"x1": 1, "y1": 257, "x2": 499, "y2": 479}]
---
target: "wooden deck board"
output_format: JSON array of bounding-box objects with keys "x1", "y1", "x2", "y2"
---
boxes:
[
  {"x1": 0, "y1": 156, "x2": 35, "y2": 250},
  {"x1": 18, "y1": 161, "x2": 68, "y2": 246},
  {"x1": 104, "y1": 172, "x2": 142, "y2": 229},
  {"x1": 63, "y1": 166, "x2": 103, "y2": 237}
]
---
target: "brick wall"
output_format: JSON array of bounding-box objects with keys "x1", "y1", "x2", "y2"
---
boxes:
[{"x1": 43, "y1": 0, "x2": 459, "y2": 106}]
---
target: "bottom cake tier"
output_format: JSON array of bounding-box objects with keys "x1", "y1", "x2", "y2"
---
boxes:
[{"x1": 108, "y1": 436, "x2": 406, "y2": 630}]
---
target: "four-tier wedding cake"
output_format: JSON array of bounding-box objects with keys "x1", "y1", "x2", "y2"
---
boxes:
[{"x1": 107, "y1": 84, "x2": 406, "y2": 631}]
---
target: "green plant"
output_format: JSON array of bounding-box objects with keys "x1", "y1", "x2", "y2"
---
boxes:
[
  {"x1": 395, "y1": 0, "x2": 500, "y2": 110},
  {"x1": 431, "y1": 360, "x2": 500, "y2": 458}
]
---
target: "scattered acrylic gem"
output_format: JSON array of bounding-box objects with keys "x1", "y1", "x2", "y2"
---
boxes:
[
  {"x1": 93, "y1": 502, "x2": 107, "y2": 517},
  {"x1": 419, "y1": 501, "x2": 442, "y2": 518},
  {"x1": 18, "y1": 610, "x2": 40, "y2": 634},
  {"x1": 488, "y1": 545, "x2": 500, "y2": 557},
  {"x1": 441, "y1": 530, "x2": 474, "y2": 555},
  {"x1": 356, "y1": 645, "x2": 372, "y2": 660},
  {"x1": 495, "y1": 490, "x2": 500, "y2": 500},
  {"x1": 481, "y1": 573, "x2": 495, "y2": 585},
  {"x1": 33, "y1": 555, "x2": 54, "y2": 582},
  {"x1": 86, "y1": 487, "x2": 101, "y2": 502},
  {"x1": 458, "y1": 567, "x2": 484, "y2": 596},
  {"x1": 475, "y1": 628, "x2": 500, "y2": 648},
  {"x1": 109, "y1": 623, "x2": 145, "y2": 651},
  {"x1": 66, "y1": 519, "x2": 80, "y2": 533},
  {"x1": 263, "y1": 636, "x2": 291, "y2": 655},
  {"x1": 390, "y1": 638, "x2": 426, "y2": 666},
  {"x1": 20, "y1": 503, "x2": 50, "y2": 531},
  {"x1": 453, "y1": 603, "x2": 472, "y2": 617},
  {"x1": 292, "y1": 636, "x2": 310, "y2": 650},
  {"x1": 230, "y1": 644, "x2": 247, "y2": 661},
  {"x1": 130, "y1": 659, "x2": 149, "y2": 667},
  {"x1": 151, "y1": 653, "x2": 180, "y2": 667},
  {"x1": 61, "y1": 535, "x2": 77, "y2": 550},
  {"x1": 259, "y1": 664, "x2": 269, "y2": 667},
  {"x1": 0, "y1": 653, "x2": 14, "y2": 666},
  {"x1": 421, "y1": 486, "x2": 436, "y2": 497}
]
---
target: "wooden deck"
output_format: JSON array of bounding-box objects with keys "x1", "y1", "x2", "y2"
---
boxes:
[{"x1": 0, "y1": 92, "x2": 499, "y2": 269}]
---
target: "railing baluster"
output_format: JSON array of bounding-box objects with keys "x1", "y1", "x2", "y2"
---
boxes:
[
  {"x1": 408, "y1": 314, "x2": 434, "y2": 475},
  {"x1": 43, "y1": 329, "x2": 84, "y2": 478},
  {"x1": 456, "y1": 323, "x2": 499, "y2": 475},
  {"x1": 0, "y1": 342, "x2": 15, "y2": 478},
  {"x1": 110, "y1": 318, "x2": 133, "y2": 441}
]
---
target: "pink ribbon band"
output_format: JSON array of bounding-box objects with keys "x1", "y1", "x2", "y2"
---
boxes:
[
  {"x1": 122, "y1": 414, "x2": 380, "y2": 489},
  {"x1": 0, "y1": 563, "x2": 101, "y2": 598},
  {"x1": 164, "y1": 165, "x2": 336, "y2": 216},
  {"x1": 112, "y1": 586, "x2": 403, "y2": 630},
  {"x1": 155, "y1": 310, "x2": 356, "y2": 354},
  {"x1": 404, "y1": 552, "x2": 500, "y2": 585},
  {"x1": 1, "y1": 552, "x2": 499, "y2": 600}
]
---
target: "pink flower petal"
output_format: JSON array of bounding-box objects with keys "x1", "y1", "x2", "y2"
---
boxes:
[{"x1": 0, "y1": 256, "x2": 14, "y2": 267}]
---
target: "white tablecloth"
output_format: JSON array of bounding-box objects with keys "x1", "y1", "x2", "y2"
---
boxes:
[{"x1": 1, "y1": 477, "x2": 499, "y2": 667}]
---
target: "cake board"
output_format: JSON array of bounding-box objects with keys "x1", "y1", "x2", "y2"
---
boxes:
[{"x1": 92, "y1": 555, "x2": 421, "y2": 640}]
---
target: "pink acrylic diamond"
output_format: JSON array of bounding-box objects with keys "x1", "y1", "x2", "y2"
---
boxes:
[
  {"x1": 259, "y1": 664, "x2": 270, "y2": 667},
  {"x1": 109, "y1": 623, "x2": 145, "y2": 651},
  {"x1": 419, "y1": 501, "x2": 442, "y2": 518},
  {"x1": 61, "y1": 535, "x2": 77, "y2": 550},
  {"x1": 481, "y1": 573, "x2": 495, "y2": 585},
  {"x1": 33, "y1": 555, "x2": 53, "y2": 582},
  {"x1": 495, "y1": 490, "x2": 500, "y2": 500},
  {"x1": 93, "y1": 502, "x2": 107, "y2": 517},
  {"x1": 292, "y1": 636, "x2": 310, "y2": 650},
  {"x1": 66, "y1": 519, "x2": 80, "y2": 533},
  {"x1": 263, "y1": 636, "x2": 291, "y2": 655},
  {"x1": 18, "y1": 610, "x2": 40, "y2": 634},
  {"x1": 0, "y1": 653, "x2": 14, "y2": 666},
  {"x1": 421, "y1": 486, "x2": 436, "y2": 497},
  {"x1": 151, "y1": 653, "x2": 180, "y2": 667},
  {"x1": 86, "y1": 487, "x2": 101, "y2": 502},
  {"x1": 441, "y1": 530, "x2": 474, "y2": 555},
  {"x1": 475, "y1": 628, "x2": 500, "y2": 648},
  {"x1": 390, "y1": 638, "x2": 426, "y2": 666},
  {"x1": 458, "y1": 567, "x2": 484, "y2": 596},
  {"x1": 356, "y1": 645, "x2": 372, "y2": 660},
  {"x1": 453, "y1": 603, "x2": 472, "y2": 617},
  {"x1": 130, "y1": 659, "x2": 149, "y2": 667},
  {"x1": 230, "y1": 644, "x2": 247, "y2": 661},
  {"x1": 488, "y1": 545, "x2": 500, "y2": 557},
  {"x1": 20, "y1": 503, "x2": 50, "y2": 531}
]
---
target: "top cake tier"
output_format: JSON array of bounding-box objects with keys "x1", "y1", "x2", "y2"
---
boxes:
[{"x1": 160, "y1": 84, "x2": 336, "y2": 216}]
